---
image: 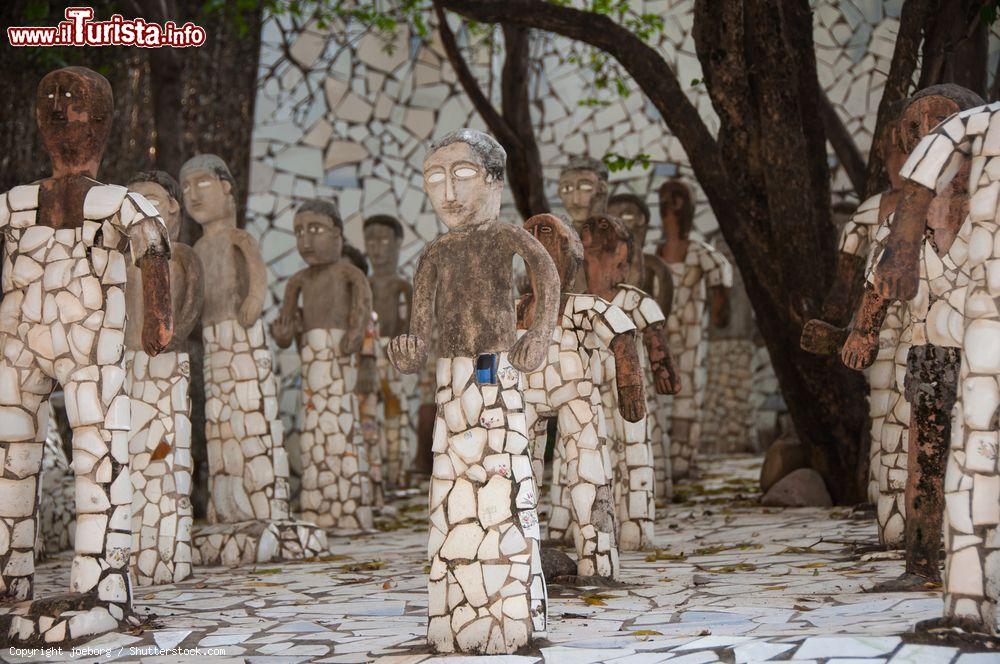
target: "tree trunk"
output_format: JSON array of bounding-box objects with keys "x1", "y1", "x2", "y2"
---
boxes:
[
  {"x1": 918, "y1": 0, "x2": 989, "y2": 98},
  {"x1": 442, "y1": 0, "x2": 869, "y2": 502},
  {"x1": 433, "y1": 3, "x2": 548, "y2": 218}
]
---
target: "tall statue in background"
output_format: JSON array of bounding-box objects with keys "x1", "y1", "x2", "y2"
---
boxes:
[
  {"x1": 558, "y1": 156, "x2": 609, "y2": 290},
  {"x1": 181, "y1": 154, "x2": 325, "y2": 565},
  {"x1": 656, "y1": 180, "x2": 732, "y2": 480},
  {"x1": 272, "y1": 199, "x2": 375, "y2": 531},
  {"x1": 125, "y1": 170, "x2": 204, "y2": 587},
  {"x1": 0, "y1": 66, "x2": 173, "y2": 645},
  {"x1": 388, "y1": 129, "x2": 560, "y2": 654},
  {"x1": 607, "y1": 192, "x2": 677, "y2": 498},
  {"x1": 583, "y1": 214, "x2": 680, "y2": 550},
  {"x1": 364, "y1": 214, "x2": 415, "y2": 490}
]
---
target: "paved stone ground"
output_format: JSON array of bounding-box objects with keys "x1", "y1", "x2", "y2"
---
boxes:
[{"x1": 4, "y1": 454, "x2": 1000, "y2": 663}]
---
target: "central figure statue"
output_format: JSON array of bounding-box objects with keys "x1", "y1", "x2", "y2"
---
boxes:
[{"x1": 388, "y1": 129, "x2": 560, "y2": 655}]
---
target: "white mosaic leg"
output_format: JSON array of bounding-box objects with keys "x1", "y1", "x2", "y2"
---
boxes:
[
  {"x1": 427, "y1": 354, "x2": 543, "y2": 654},
  {"x1": 877, "y1": 328, "x2": 911, "y2": 548},
  {"x1": 38, "y1": 402, "x2": 75, "y2": 557},
  {"x1": 359, "y1": 390, "x2": 385, "y2": 509},
  {"x1": 0, "y1": 357, "x2": 50, "y2": 603},
  {"x1": 942, "y1": 264, "x2": 1000, "y2": 631},
  {"x1": 866, "y1": 303, "x2": 904, "y2": 505},
  {"x1": 299, "y1": 328, "x2": 373, "y2": 531},
  {"x1": 645, "y1": 364, "x2": 673, "y2": 502},
  {"x1": 126, "y1": 349, "x2": 194, "y2": 586},
  {"x1": 203, "y1": 318, "x2": 289, "y2": 523},
  {"x1": 669, "y1": 335, "x2": 707, "y2": 480},
  {"x1": 602, "y1": 384, "x2": 654, "y2": 551}
]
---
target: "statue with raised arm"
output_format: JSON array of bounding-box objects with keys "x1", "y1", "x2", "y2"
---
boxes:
[
  {"x1": 582, "y1": 214, "x2": 681, "y2": 550},
  {"x1": 516, "y1": 212, "x2": 645, "y2": 580},
  {"x1": 387, "y1": 129, "x2": 560, "y2": 654},
  {"x1": 656, "y1": 180, "x2": 732, "y2": 480},
  {"x1": 364, "y1": 214, "x2": 416, "y2": 489},
  {"x1": 272, "y1": 199, "x2": 375, "y2": 531},
  {"x1": 0, "y1": 66, "x2": 172, "y2": 645},
  {"x1": 125, "y1": 170, "x2": 204, "y2": 587}
]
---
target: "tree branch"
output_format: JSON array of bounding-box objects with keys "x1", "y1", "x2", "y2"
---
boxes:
[
  {"x1": 865, "y1": 0, "x2": 932, "y2": 196},
  {"x1": 818, "y1": 86, "x2": 867, "y2": 197}
]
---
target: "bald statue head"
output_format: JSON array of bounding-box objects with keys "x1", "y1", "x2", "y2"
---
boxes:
[
  {"x1": 36, "y1": 66, "x2": 114, "y2": 177},
  {"x1": 581, "y1": 213, "x2": 633, "y2": 296},
  {"x1": 657, "y1": 179, "x2": 694, "y2": 239},
  {"x1": 558, "y1": 155, "x2": 609, "y2": 225},
  {"x1": 524, "y1": 213, "x2": 583, "y2": 290},
  {"x1": 608, "y1": 192, "x2": 651, "y2": 248},
  {"x1": 180, "y1": 154, "x2": 237, "y2": 227}
]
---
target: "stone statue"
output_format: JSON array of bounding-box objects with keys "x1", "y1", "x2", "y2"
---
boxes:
[
  {"x1": 800, "y1": 105, "x2": 908, "y2": 506},
  {"x1": 656, "y1": 180, "x2": 732, "y2": 480},
  {"x1": 181, "y1": 154, "x2": 325, "y2": 565},
  {"x1": 364, "y1": 214, "x2": 415, "y2": 489},
  {"x1": 0, "y1": 66, "x2": 173, "y2": 645},
  {"x1": 558, "y1": 156, "x2": 609, "y2": 291},
  {"x1": 387, "y1": 129, "x2": 560, "y2": 654},
  {"x1": 583, "y1": 213, "x2": 681, "y2": 551},
  {"x1": 271, "y1": 199, "x2": 375, "y2": 531},
  {"x1": 125, "y1": 170, "x2": 204, "y2": 587},
  {"x1": 607, "y1": 192, "x2": 677, "y2": 497},
  {"x1": 842, "y1": 87, "x2": 981, "y2": 553},
  {"x1": 867, "y1": 90, "x2": 997, "y2": 627},
  {"x1": 516, "y1": 213, "x2": 645, "y2": 580}
]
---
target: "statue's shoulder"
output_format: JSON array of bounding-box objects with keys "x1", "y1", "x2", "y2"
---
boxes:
[
  {"x1": 83, "y1": 183, "x2": 128, "y2": 220},
  {"x1": 0, "y1": 183, "x2": 42, "y2": 228}
]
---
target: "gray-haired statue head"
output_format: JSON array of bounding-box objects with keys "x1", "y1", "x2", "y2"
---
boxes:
[
  {"x1": 180, "y1": 154, "x2": 237, "y2": 227},
  {"x1": 423, "y1": 129, "x2": 506, "y2": 231}
]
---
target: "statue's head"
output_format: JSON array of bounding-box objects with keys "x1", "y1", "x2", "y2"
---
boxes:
[
  {"x1": 180, "y1": 154, "x2": 236, "y2": 226},
  {"x1": 128, "y1": 170, "x2": 182, "y2": 240},
  {"x1": 524, "y1": 213, "x2": 583, "y2": 290},
  {"x1": 363, "y1": 214, "x2": 404, "y2": 273},
  {"x1": 558, "y1": 156, "x2": 609, "y2": 224},
  {"x1": 423, "y1": 129, "x2": 505, "y2": 230},
  {"x1": 293, "y1": 198, "x2": 343, "y2": 267},
  {"x1": 581, "y1": 213, "x2": 633, "y2": 291},
  {"x1": 657, "y1": 179, "x2": 694, "y2": 238},
  {"x1": 36, "y1": 66, "x2": 113, "y2": 176},
  {"x1": 899, "y1": 84, "x2": 984, "y2": 154},
  {"x1": 607, "y1": 192, "x2": 651, "y2": 246}
]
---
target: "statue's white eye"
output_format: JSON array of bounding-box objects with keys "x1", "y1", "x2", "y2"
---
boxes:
[
  {"x1": 454, "y1": 166, "x2": 478, "y2": 179},
  {"x1": 198, "y1": 180, "x2": 211, "y2": 188},
  {"x1": 426, "y1": 171, "x2": 445, "y2": 184},
  {"x1": 65, "y1": 92, "x2": 71, "y2": 98},
  {"x1": 579, "y1": 182, "x2": 594, "y2": 192},
  {"x1": 47, "y1": 93, "x2": 54, "y2": 99},
  {"x1": 560, "y1": 184, "x2": 573, "y2": 192},
  {"x1": 622, "y1": 214, "x2": 634, "y2": 220}
]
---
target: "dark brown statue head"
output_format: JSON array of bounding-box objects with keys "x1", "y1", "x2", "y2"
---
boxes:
[{"x1": 36, "y1": 66, "x2": 113, "y2": 177}]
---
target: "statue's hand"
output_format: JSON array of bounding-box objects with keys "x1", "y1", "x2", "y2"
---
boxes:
[
  {"x1": 509, "y1": 329, "x2": 548, "y2": 372},
  {"x1": 270, "y1": 310, "x2": 299, "y2": 349},
  {"x1": 142, "y1": 313, "x2": 172, "y2": 357},
  {"x1": 388, "y1": 334, "x2": 427, "y2": 374},
  {"x1": 238, "y1": 296, "x2": 264, "y2": 328},
  {"x1": 340, "y1": 330, "x2": 364, "y2": 356},
  {"x1": 653, "y1": 356, "x2": 681, "y2": 395},
  {"x1": 800, "y1": 319, "x2": 850, "y2": 356},
  {"x1": 617, "y1": 384, "x2": 646, "y2": 422},
  {"x1": 841, "y1": 327, "x2": 879, "y2": 371}
]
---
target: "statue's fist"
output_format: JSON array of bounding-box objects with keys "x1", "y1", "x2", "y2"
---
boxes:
[
  {"x1": 653, "y1": 357, "x2": 681, "y2": 395},
  {"x1": 800, "y1": 319, "x2": 849, "y2": 356},
  {"x1": 841, "y1": 328, "x2": 879, "y2": 371},
  {"x1": 142, "y1": 316, "x2": 172, "y2": 357},
  {"x1": 388, "y1": 334, "x2": 427, "y2": 374},
  {"x1": 617, "y1": 384, "x2": 646, "y2": 422},
  {"x1": 509, "y1": 329, "x2": 548, "y2": 372}
]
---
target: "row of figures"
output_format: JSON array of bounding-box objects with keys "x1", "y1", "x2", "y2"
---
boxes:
[
  {"x1": 0, "y1": 65, "x2": 734, "y2": 654},
  {"x1": 801, "y1": 83, "x2": 1000, "y2": 636}
]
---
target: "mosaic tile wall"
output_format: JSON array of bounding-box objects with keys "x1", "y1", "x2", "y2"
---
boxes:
[{"x1": 245, "y1": 1, "x2": 1000, "y2": 452}]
